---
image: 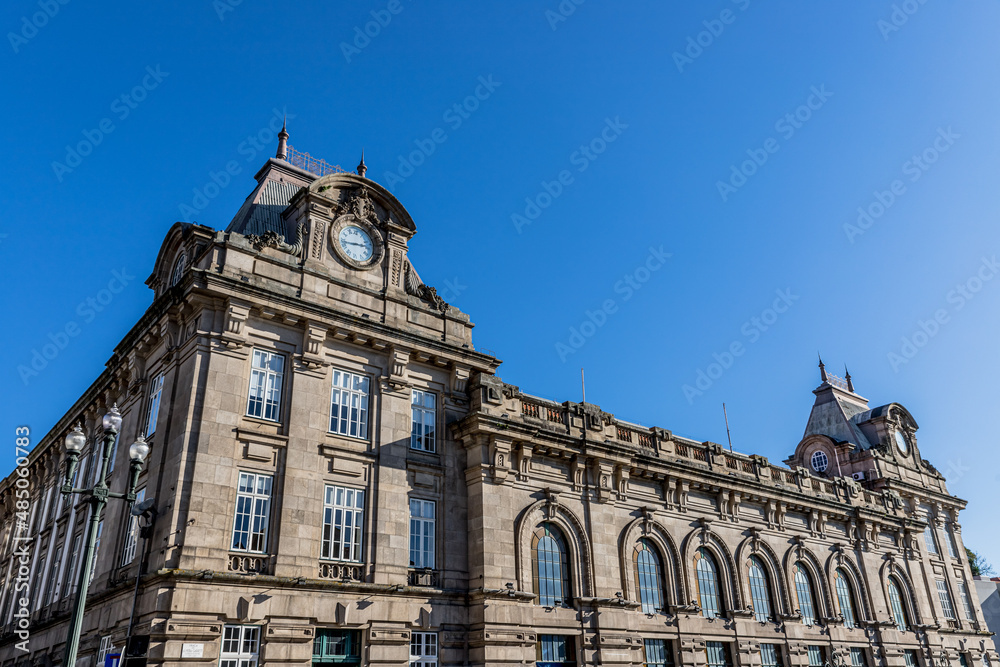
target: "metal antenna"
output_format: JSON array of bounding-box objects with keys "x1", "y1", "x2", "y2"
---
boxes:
[
  {"x1": 581, "y1": 368, "x2": 586, "y2": 404},
  {"x1": 723, "y1": 403, "x2": 733, "y2": 453}
]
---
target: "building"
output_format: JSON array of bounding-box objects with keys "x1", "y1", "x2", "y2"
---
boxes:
[
  {"x1": 1, "y1": 131, "x2": 997, "y2": 667},
  {"x1": 973, "y1": 578, "x2": 1000, "y2": 654}
]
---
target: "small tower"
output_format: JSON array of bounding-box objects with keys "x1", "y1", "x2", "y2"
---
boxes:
[
  {"x1": 356, "y1": 150, "x2": 367, "y2": 178},
  {"x1": 276, "y1": 116, "x2": 288, "y2": 160}
]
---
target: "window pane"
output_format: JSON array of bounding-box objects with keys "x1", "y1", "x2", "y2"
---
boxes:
[
  {"x1": 636, "y1": 540, "x2": 664, "y2": 614},
  {"x1": 807, "y1": 647, "x2": 824, "y2": 667},
  {"x1": 330, "y1": 369, "x2": 370, "y2": 439},
  {"x1": 795, "y1": 564, "x2": 817, "y2": 626},
  {"x1": 231, "y1": 473, "x2": 271, "y2": 554},
  {"x1": 760, "y1": 644, "x2": 782, "y2": 667},
  {"x1": 696, "y1": 549, "x2": 721, "y2": 619},
  {"x1": 747, "y1": 557, "x2": 772, "y2": 622},
  {"x1": 836, "y1": 570, "x2": 857, "y2": 629},
  {"x1": 322, "y1": 485, "x2": 364, "y2": 562}
]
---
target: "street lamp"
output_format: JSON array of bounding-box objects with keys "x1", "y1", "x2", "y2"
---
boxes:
[{"x1": 61, "y1": 405, "x2": 150, "y2": 667}]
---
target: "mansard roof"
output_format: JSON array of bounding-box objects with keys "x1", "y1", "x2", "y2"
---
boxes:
[{"x1": 226, "y1": 158, "x2": 316, "y2": 237}]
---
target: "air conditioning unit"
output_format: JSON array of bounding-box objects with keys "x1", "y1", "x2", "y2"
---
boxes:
[{"x1": 852, "y1": 472, "x2": 865, "y2": 481}]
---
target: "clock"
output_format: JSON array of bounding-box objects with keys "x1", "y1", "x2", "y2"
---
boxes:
[
  {"x1": 894, "y1": 430, "x2": 908, "y2": 454},
  {"x1": 338, "y1": 225, "x2": 373, "y2": 262}
]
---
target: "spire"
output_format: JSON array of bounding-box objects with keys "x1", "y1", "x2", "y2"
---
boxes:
[
  {"x1": 356, "y1": 149, "x2": 367, "y2": 178},
  {"x1": 844, "y1": 365, "x2": 854, "y2": 393},
  {"x1": 276, "y1": 115, "x2": 288, "y2": 160},
  {"x1": 818, "y1": 353, "x2": 828, "y2": 382}
]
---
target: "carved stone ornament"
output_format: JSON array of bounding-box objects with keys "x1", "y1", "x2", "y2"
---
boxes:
[
  {"x1": 404, "y1": 261, "x2": 449, "y2": 311},
  {"x1": 345, "y1": 187, "x2": 377, "y2": 223},
  {"x1": 245, "y1": 222, "x2": 305, "y2": 256}
]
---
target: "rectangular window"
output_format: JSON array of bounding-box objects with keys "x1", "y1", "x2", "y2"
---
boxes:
[
  {"x1": 537, "y1": 635, "x2": 576, "y2": 666},
  {"x1": 946, "y1": 527, "x2": 959, "y2": 558},
  {"x1": 851, "y1": 648, "x2": 867, "y2": 667},
  {"x1": 807, "y1": 646, "x2": 825, "y2": 667},
  {"x1": 89, "y1": 520, "x2": 104, "y2": 584},
  {"x1": 313, "y1": 629, "x2": 360, "y2": 666},
  {"x1": 960, "y1": 656, "x2": 971, "y2": 667},
  {"x1": 960, "y1": 584, "x2": 975, "y2": 621},
  {"x1": 409, "y1": 499, "x2": 435, "y2": 569},
  {"x1": 97, "y1": 636, "x2": 115, "y2": 667},
  {"x1": 409, "y1": 632, "x2": 437, "y2": 666},
  {"x1": 321, "y1": 486, "x2": 364, "y2": 562},
  {"x1": 706, "y1": 642, "x2": 731, "y2": 667},
  {"x1": 937, "y1": 579, "x2": 956, "y2": 619},
  {"x1": 231, "y1": 473, "x2": 272, "y2": 553},
  {"x1": 145, "y1": 373, "x2": 165, "y2": 437},
  {"x1": 760, "y1": 644, "x2": 782, "y2": 667},
  {"x1": 410, "y1": 390, "x2": 436, "y2": 452},
  {"x1": 220, "y1": 625, "x2": 260, "y2": 667},
  {"x1": 924, "y1": 524, "x2": 938, "y2": 555},
  {"x1": 644, "y1": 639, "x2": 674, "y2": 667},
  {"x1": 330, "y1": 369, "x2": 370, "y2": 439},
  {"x1": 63, "y1": 534, "x2": 81, "y2": 599},
  {"x1": 121, "y1": 489, "x2": 146, "y2": 566},
  {"x1": 44, "y1": 548, "x2": 62, "y2": 606},
  {"x1": 246, "y1": 349, "x2": 284, "y2": 421},
  {"x1": 903, "y1": 650, "x2": 919, "y2": 667}
]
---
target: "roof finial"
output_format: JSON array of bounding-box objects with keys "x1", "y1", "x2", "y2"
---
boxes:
[
  {"x1": 356, "y1": 149, "x2": 367, "y2": 178},
  {"x1": 276, "y1": 115, "x2": 288, "y2": 160},
  {"x1": 844, "y1": 365, "x2": 854, "y2": 392},
  {"x1": 818, "y1": 353, "x2": 828, "y2": 382}
]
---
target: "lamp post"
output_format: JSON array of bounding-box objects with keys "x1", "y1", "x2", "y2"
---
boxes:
[{"x1": 60, "y1": 405, "x2": 150, "y2": 667}]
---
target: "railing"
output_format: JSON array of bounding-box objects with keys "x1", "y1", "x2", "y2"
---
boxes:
[
  {"x1": 285, "y1": 146, "x2": 348, "y2": 177},
  {"x1": 407, "y1": 569, "x2": 439, "y2": 587},
  {"x1": 675, "y1": 443, "x2": 689, "y2": 458},
  {"x1": 637, "y1": 432, "x2": 655, "y2": 449},
  {"x1": 546, "y1": 407, "x2": 562, "y2": 423},
  {"x1": 725, "y1": 456, "x2": 738, "y2": 470},
  {"x1": 741, "y1": 460, "x2": 755, "y2": 474},
  {"x1": 318, "y1": 562, "x2": 364, "y2": 582},
  {"x1": 522, "y1": 402, "x2": 539, "y2": 418},
  {"x1": 691, "y1": 448, "x2": 708, "y2": 463},
  {"x1": 616, "y1": 426, "x2": 633, "y2": 443},
  {"x1": 228, "y1": 553, "x2": 272, "y2": 575}
]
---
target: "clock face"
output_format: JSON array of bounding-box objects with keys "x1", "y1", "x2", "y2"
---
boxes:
[
  {"x1": 338, "y1": 225, "x2": 374, "y2": 262},
  {"x1": 894, "y1": 430, "x2": 908, "y2": 454}
]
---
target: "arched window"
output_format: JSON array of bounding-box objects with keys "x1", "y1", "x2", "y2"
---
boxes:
[
  {"x1": 532, "y1": 523, "x2": 570, "y2": 606},
  {"x1": 746, "y1": 556, "x2": 773, "y2": 622},
  {"x1": 695, "y1": 548, "x2": 722, "y2": 619},
  {"x1": 887, "y1": 577, "x2": 909, "y2": 631},
  {"x1": 170, "y1": 253, "x2": 187, "y2": 287},
  {"x1": 634, "y1": 539, "x2": 664, "y2": 614},
  {"x1": 794, "y1": 564, "x2": 818, "y2": 626},
  {"x1": 835, "y1": 569, "x2": 858, "y2": 628}
]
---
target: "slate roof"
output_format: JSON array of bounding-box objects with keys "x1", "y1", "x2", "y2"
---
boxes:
[{"x1": 226, "y1": 158, "x2": 315, "y2": 240}]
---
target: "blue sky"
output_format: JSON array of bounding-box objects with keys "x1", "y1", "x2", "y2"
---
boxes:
[{"x1": 2, "y1": 1, "x2": 999, "y2": 568}]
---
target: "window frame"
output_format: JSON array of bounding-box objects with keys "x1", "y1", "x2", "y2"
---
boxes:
[
  {"x1": 536, "y1": 634, "x2": 576, "y2": 667},
  {"x1": 313, "y1": 628, "x2": 361, "y2": 665},
  {"x1": 245, "y1": 349, "x2": 285, "y2": 422},
  {"x1": 98, "y1": 636, "x2": 116, "y2": 667},
  {"x1": 532, "y1": 523, "x2": 572, "y2": 607},
  {"x1": 747, "y1": 556, "x2": 773, "y2": 623},
  {"x1": 887, "y1": 576, "x2": 910, "y2": 631},
  {"x1": 230, "y1": 472, "x2": 273, "y2": 554},
  {"x1": 794, "y1": 563, "x2": 818, "y2": 626},
  {"x1": 219, "y1": 624, "x2": 260, "y2": 667},
  {"x1": 806, "y1": 646, "x2": 825, "y2": 667},
  {"x1": 835, "y1": 568, "x2": 858, "y2": 629},
  {"x1": 634, "y1": 538, "x2": 665, "y2": 614},
  {"x1": 695, "y1": 547, "x2": 722, "y2": 619},
  {"x1": 409, "y1": 389, "x2": 437, "y2": 452},
  {"x1": 936, "y1": 579, "x2": 956, "y2": 619},
  {"x1": 321, "y1": 485, "x2": 365, "y2": 562},
  {"x1": 120, "y1": 488, "x2": 146, "y2": 566},
  {"x1": 643, "y1": 638, "x2": 674, "y2": 667},
  {"x1": 145, "y1": 372, "x2": 165, "y2": 437},
  {"x1": 760, "y1": 644, "x2": 783, "y2": 667},
  {"x1": 329, "y1": 368, "x2": 371, "y2": 440},
  {"x1": 409, "y1": 631, "x2": 437, "y2": 667},
  {"x1": 408, "y1": 498, "x2": 436, "y2": 570},
  {"x1": 705, "y1": 641, "x2": 731, "y2": 667}
]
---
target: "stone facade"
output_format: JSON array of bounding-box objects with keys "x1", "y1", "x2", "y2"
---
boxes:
[{"x1": 0, "y1": 150, "x2": 996, "y2": 667}]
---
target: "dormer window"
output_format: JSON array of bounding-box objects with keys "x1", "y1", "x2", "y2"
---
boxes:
[
  {"x1": 810, "y1": 451, "x2": 829, "y2": 473},
  {"x1": 170, "y1": 253, "x2": 187, "y2": 287}
]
